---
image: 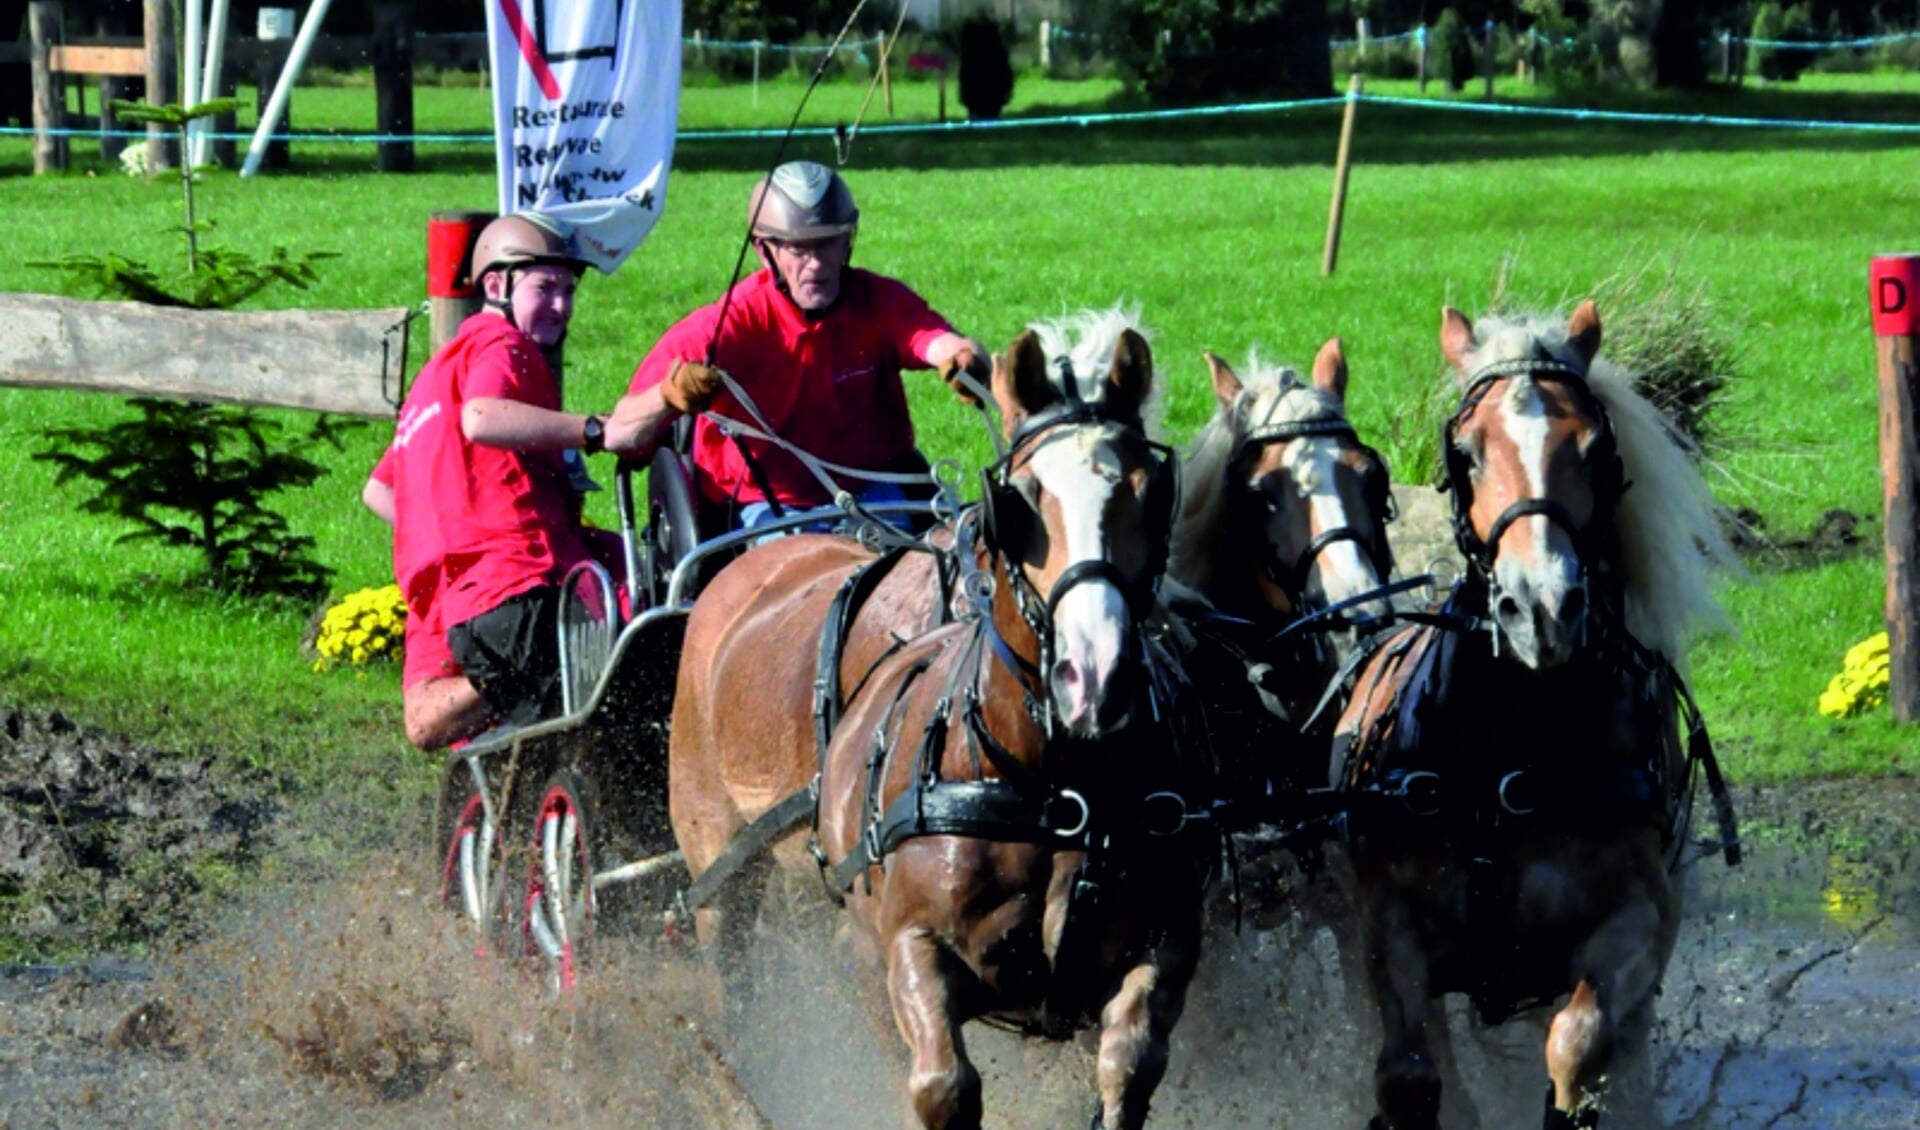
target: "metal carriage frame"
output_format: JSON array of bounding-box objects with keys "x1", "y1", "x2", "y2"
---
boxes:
[{"x1": 432, "y1": 445, "x2": 945, "y2": 989}]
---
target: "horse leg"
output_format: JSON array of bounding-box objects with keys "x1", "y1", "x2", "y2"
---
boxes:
[
  {"x1": 1092, "y1": 941, "x2": 1196, "y2": 1130},
  {"x1": 887, "y1": 926, "x2": 982, "y2": 1130},
  {"x1": 1543, "y1": 894, "x2": 1673, "y2": 1128},
  {"x1": 1427, "y1": 1004, "x2": 1485, "y2": 1130},
  {"x1": 1366, "y1": 894, "x2": 1442, "y2": 1130}
]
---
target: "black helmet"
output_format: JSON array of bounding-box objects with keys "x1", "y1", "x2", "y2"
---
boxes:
[{"x1": 747, "y1": 161, "x2": 859, "y2": 242}]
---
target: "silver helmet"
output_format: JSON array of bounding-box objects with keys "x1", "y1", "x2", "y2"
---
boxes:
[{"x1": 747, "y1": 161, "x2": 859, "y2": 241}]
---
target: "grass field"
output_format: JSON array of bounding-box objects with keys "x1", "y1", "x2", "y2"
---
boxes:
[{"x1": 2, "y1": 71, "x2": 1917, "y2": 792}]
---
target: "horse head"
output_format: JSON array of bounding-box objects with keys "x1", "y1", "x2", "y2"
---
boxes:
[
  {"x1": 981, "y1": 311, "x2": 1176, "y2": 739},
  {"x1": 1185, "y1": 338, "x2": 1395, "y2": 639},
  {"x1": 1439, "y1": 300, "x2": 1625, "y2": 670}
]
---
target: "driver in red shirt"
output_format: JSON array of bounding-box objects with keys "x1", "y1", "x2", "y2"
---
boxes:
[
  {"x1": 363, "y1": 213, "x2": 628, "y2": 749},
  {"x1": 607, "y1": 161, "x2": 990, "y2": 531}
]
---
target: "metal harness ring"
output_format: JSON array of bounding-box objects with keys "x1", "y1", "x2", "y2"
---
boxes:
[{"x1": 1048, "y1": 789, "x2": 1091, "y2": 839}]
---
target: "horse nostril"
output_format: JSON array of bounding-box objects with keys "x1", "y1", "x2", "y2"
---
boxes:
[
  {"x1": 1495, "y1": 594, "x2": 1522, "y2": 624},
  {"x1": 1560, "y1": 586, "x2": 1586, "y2": 626}
]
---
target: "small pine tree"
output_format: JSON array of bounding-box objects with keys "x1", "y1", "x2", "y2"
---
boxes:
[{"x1": 30, "y1": 98, "x2": 347, "y2": 600}]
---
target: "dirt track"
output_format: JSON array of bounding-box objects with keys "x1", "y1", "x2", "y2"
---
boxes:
[{"x1": 2, "y1": 695, "x2": 1916, "y2": 1129}]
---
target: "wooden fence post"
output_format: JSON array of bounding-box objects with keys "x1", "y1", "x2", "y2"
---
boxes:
[
  {"x1": 881, "y1": 32, "x2": 894, "y2": 115},
  {"x1": 428, "y1": 211, "x2": 493, "y2": 354},
  {"x1": 1720, "y1": 32, "x2": 1732, "y2": 83},
  {"x1": 373, "y1": 4, "x2": 413, "y2": 173},
  {"x1": 144, "y1": 0, "x2": 176, "y2": 171},
  {"x1": 937, "y1": 59, "x2": 947, "y2": 123},
  {"x1": 1322, "y1": 73, "x2": 1362, "y2": 278},
  {"x1": 1038, "y1": 19, "x2": 1051, "y2": 70},
  {"x1": 96, "y1": 8, "x2": 133, "y2": 164},
  {"x1": 1417, "y1": 25, "x2": 1429, "y2": 94},
  {"x1": 1872, "y1": 253, "x2": 1920, "y2": 723},
  {"x1": 28, "y1": 0, "x2": 67, "y2": 174}
]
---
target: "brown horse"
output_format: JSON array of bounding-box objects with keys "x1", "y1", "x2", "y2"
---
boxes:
[
  {"x1": 1329, "y1": 302, "x2": 1740, "y2": 1129},
  {"x1": 673, "y1": 308, "x2": 1208, "y2": 1129},
  {"x1": 1168, "y1": 338, "x2": 1398, "y2": 805}
]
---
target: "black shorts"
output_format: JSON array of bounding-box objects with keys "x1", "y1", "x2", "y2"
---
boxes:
[{"x1": 447, "y1": 586, "x2": 561, "y2": 728}]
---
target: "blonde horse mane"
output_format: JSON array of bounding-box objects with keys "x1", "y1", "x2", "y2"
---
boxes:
[
  {"x1": 1025, "y1": 305, "x2": 1162, "y2": 430},
  {"x1": 1462, "y1": 312, "x2": 1738, "y2": 667},
  {"x1": 1169, "y1": 353, "x2": 1346, "y2": 593}
]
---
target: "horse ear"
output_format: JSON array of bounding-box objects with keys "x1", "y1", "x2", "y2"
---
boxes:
[
  {"x1": 1108, "y1": 328, "x2": 1153, "y2": 411},
  {"x1": 998, "y1": 329, "x2": 1055, "y2": 423},
  {"x1": 1311, "y1": 337, "x2": 1349, "y2": 402},
  {"x1": 1204, "y1": 351, "x2": 1242, "y2": 409},
  {"x1": 1441, "y1": 307, "x2": 1475, "y2": 378},
  {"x1": 1567, "y1": 300, "x2": 1602, "y2": 367}
]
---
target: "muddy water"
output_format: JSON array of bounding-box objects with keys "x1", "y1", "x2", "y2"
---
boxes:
[{"x1": 2, "y1": 778, "x2": 1916, "y2": 1129}]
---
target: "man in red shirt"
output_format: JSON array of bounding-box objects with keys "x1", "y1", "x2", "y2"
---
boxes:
[
  {"x1": 363, "y1": 213, "x2": 663, "y2": 749},
  {"x1": 607, "y1": 161, "x2": 989, "y2": 530}
]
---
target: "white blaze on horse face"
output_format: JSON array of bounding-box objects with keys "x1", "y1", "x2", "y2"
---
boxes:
[
  {"x1": 1493, "y1": 380, "x2": 1584, "y2": 667},
  {"x1": 1287, "y1": 436, "x2": 1379, "y2": 611},
  {"x1": 1029, "y1": 430, "x2": 1132, "y2": 736}
]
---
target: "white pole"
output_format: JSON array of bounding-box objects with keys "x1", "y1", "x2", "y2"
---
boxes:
[
  {"x1": 240, "y1": 0, "x2": 334, "y2": 177},
  {"x1": 194, "y1": 0, "x2": 231, "y2": 166},
  {"x1": 1038, "y1": 19, "x2": 1051, "y2": 69},
  {"x1": 752, "y1": 41, "x2": 761, "y2": 109},
  {"x1": 183, "y1": 0, "x2": 203, "y2": 164}
]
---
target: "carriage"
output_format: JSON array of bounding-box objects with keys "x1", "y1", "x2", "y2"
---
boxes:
[{"x1": 432, "y1": 437, "x2": 955, "y2": 990}]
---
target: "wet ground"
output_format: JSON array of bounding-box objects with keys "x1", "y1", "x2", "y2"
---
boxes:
[{"x1": 2, "y1": 692, "x2": 1916, "y2": 1129}]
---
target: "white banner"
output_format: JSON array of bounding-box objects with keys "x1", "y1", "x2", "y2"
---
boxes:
[{"x1": 485, "y1": 0, "x2": 681, "y2": 274}]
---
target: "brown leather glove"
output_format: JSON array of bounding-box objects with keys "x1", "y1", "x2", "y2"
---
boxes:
[
  {"x1": 937, "y1": 348, "x2": 991, "y2": 407},
  {"x1": 661, "y1": 359, "x2": 725, "y2": 415}
]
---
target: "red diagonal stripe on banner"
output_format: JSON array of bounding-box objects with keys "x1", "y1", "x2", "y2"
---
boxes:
[{"x1": 496, "y1": 0, "x2": 561, "y2": 101}]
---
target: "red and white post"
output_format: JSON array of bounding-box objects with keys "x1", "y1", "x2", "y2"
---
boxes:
[{"x1": 1871, "y1": 253, "x2": 1920, "y2": 722}]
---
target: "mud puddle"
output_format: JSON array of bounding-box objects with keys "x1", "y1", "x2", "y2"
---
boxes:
[{"x1": 1, "y1": 699, "x2": 1916, "y2": 1129}]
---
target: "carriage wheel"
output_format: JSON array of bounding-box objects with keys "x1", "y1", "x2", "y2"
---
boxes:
[
  {"x1": 524, "y1": 769, "x2": 596, "y2": 992},
  {"x1": 645, "y1": 445, "x2": 702, "y2": 607},
  {"x1": 439, "y1": 784, "x2": 513, "y2": 956}
]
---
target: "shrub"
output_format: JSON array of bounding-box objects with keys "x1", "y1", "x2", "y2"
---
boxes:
[
  {"x1": 1092, "y1": 0, "x2": 1333, "y2": 105},
  {"x1": 1485, "y1": 256, "x2": 1737, "y2": 453},
  {"x1": 1429, "y1": 9, "x2": 1480, "y2": 91},
  {"x1": 957, "y1": 17, "x2": 1015, "y2": 119},
  {"x1": 1749, "y1": 2, "x2": 1818, "y2": 81},
  {"x1": 1591, "y1": 262, "x2": 1737, "y2": 452}
]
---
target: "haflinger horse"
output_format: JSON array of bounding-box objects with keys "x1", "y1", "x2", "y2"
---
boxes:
[
  {"x1": 1168, "y1": 339, "x2": 1397, "y2": 806},
  {"x1": 672, "y1": 309, "x2": 1211, "y2": 1129},
  {"x1": 1330, "y1": 301, "x2": 1740, "y2": 1130}
]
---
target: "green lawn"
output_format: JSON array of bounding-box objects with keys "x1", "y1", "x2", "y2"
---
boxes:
[{"x1": 3, "y1": 73, "x2": 1917, "y2": 787}]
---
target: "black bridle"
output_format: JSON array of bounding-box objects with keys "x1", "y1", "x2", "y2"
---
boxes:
[
  {"x1": 1439, "y1": 356, "x2": 1629, "y2": 637},
  {"x1": 978, "y1": 398, "x2": 1179, "y2": 720},
  {"x1": 1232, "y1": 416, "x2": 1397, "y2": 612}
]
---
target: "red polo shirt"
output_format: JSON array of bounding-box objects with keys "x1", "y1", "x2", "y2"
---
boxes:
[
  {"x1": 373, "y1": 314, "x2": 595, "y2": 687},
  {"x1": 628, "y1": 267, "x2": 953, "y2": 509}
]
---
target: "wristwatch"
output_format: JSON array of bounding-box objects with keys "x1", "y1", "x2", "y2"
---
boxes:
[{"x1": 581, "y1": 414, "x2": 606, "y2": 455}]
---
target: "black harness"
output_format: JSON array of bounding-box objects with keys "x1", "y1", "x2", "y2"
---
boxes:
[{"x1": 1324, "y1": 355, "x2": 1739, "y2": 963}]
